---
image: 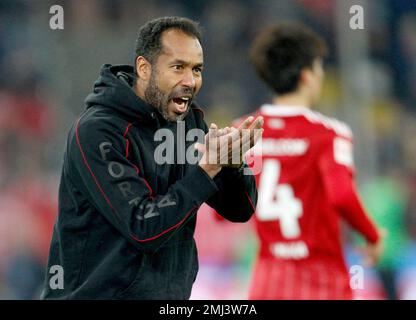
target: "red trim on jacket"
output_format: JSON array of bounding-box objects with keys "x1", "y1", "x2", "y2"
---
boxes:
[{"x1": 75, "y1": 118, "x2": 188, "y2": 243}]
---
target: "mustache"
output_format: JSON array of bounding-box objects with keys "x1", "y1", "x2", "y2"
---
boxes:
[{"x1": 168, "y1": 87, "x2": 195, "y2": 100}]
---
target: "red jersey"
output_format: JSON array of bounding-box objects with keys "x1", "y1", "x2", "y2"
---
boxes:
[{"x1": 243, "y1": 104, "x2": 380, "y2": 299}]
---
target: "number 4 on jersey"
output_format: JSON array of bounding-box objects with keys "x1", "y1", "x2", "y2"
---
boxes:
[{"x1": 257, "y1": 159, "x2": 303, "y2": 239}]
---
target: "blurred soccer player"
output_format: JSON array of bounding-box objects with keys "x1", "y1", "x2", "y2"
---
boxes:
[{"x1": 244, "y1": 23, "x2": 383, "y2": 299}]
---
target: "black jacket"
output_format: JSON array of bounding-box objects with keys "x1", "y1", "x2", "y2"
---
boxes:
[{"x1": 41, "y1": 64, "x2": 257, "y2": 299}]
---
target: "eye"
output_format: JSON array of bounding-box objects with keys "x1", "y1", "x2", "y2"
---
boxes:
[
  {"x1": 193, "y1": 67, "x2": 202, "y2": 74},
  {"x1": 173, "y1": 65, "x2": 184, "y2": 70}
]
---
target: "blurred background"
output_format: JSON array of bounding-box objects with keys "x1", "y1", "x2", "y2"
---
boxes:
[{"x1": 0, "y1": 0, "x2": 415, "y2": 299}]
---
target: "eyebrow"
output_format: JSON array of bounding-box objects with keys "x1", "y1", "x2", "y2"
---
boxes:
[{"x1": 171, "y1": 59, "x2": 204, "y2": 68}]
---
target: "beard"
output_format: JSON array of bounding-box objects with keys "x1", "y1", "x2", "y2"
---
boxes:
[
  {"x1": 144, "y1": 71, "x2": 193, "y2": 122},
  {"x1": 144, "y1": 71, "x2": 170, "y2": 120}
]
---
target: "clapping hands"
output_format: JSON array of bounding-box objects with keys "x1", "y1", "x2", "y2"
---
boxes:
[{"x1": 196, "y1": 116, "x2": 264, "y2": 177}]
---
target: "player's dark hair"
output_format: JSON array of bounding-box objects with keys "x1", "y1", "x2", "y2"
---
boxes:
[
  {"x1": 134, "y1": 16, "x2": 202, "y2": 67},
  {"x1": 250, "y1": 22, "x2": 327, "y2": 95}
]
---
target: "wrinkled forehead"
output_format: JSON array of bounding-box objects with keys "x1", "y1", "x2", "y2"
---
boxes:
[{"x1": 158, "y1": 29, "x2": 203, "y2": 64}]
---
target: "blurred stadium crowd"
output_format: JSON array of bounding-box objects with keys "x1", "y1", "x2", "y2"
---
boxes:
[{"x1": 0, "y1": 0, "x2": 416, "y2": 299}]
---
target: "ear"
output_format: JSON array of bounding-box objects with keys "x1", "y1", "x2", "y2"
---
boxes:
[
  {"x1": 135, "y1": 56, "x2": 152, "y2": 82},
  {"x1": 300, "y1": 68, "x2": 314, "y2": 88}
]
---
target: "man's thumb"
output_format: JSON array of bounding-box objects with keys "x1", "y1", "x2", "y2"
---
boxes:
[{"x1": 194, "y1": 143, "x2": 205, "y2": 153}]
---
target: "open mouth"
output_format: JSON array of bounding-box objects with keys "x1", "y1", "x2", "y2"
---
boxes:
[{"x1": 170, "y1": 96, "x2": 191, "y2": 114}]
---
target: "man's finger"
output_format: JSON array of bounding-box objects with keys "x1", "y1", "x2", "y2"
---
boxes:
[
  {"x1": 240, "y1": 127, "x2": 263, "y2": 149},
  {"x1": 252, "y1": 128, "x2": 264, "y2": 146},
  {"x1": 209, "y1": 123, "x2": 218, "y2": 138},
  {"x1": 217, "y1": 126, "x2": 232, "y2": 137},
  {"x1": 194, "y1": 142, "x2": 206, "y2": 153},
  {"x1": 241, "y1": 128, "x2": 263, "y2": 154},
  {"x1": 249, "y1": 116, "x2": 264, "y2": 130},
  {"x1": 236, "y1": 116, "x2": 264, "y2": 149},
  {"x1": 237, "y1": 116, "x2": 254, "y2": 130}
]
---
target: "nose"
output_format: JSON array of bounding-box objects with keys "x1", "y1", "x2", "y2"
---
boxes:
[{"x1": 181, "y1": 70, "x2": 196, "y2": 89}]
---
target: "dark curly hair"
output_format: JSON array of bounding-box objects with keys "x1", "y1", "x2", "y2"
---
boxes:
[
  {"x1": 134, "y1": 16, "x2": 202, "y2": 66},
  {"x1": 250, "y1": 22, "x2": 327, "y2": 95}
]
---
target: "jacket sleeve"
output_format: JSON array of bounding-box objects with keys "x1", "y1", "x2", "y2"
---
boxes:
[
  {"x1": 318, "y1": 135, "x2": 380, "y2": 244},
  {"x1": 205, "y1": 164, "x2": 257, "y2": 222},
  {"x1": 69, "y1": 118, "x2": 219, "y2": 253}
]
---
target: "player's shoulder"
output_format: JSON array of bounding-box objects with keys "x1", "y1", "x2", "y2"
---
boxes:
[
  {"x1": 255, "y1": 104, "x2": 353, "y2": 138},
  {"x1": 307, "y1": 111, "x2": 355, "y2": 168},
  {"x1": 305, "y1": 110, "x2": 353, "y2": 139}
]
